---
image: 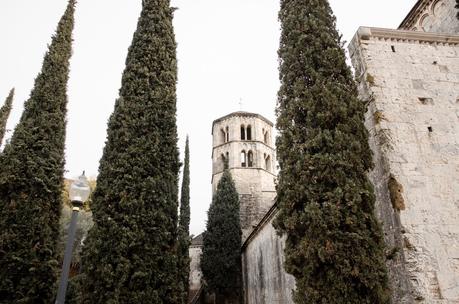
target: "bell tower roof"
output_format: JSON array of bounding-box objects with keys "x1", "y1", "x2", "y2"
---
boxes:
[{"x1": 212, "y1": 111, "x2": 273, "y2": 134}]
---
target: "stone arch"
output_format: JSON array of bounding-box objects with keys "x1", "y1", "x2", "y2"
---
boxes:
[
  {"x1": 432, "y1": 0, "x2": 447, "y2": 17},
  {"x1": 240, "y1": 125, "x2": 246, "y2": 140},
  {"x1": 419, "y1": 13, "x2": 434, "y2": 31},
  {"x1": 246, "y1": 125, "x2": 252, "y2": 140},
  {"x1": 225, "y1": 126, "x2": 229, "y2": 142}
]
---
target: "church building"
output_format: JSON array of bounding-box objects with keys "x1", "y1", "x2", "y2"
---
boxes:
[{"x1": 190, "y1": 1, "x2": 459, "y2": 303}]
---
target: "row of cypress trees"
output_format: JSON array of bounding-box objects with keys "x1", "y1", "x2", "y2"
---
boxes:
[
  {"x1": 0, "y1": 0, "x2": 192, "y2": 302},
  {"x1": 1, "y1": 0, "x2": 402, "y2": 302}
]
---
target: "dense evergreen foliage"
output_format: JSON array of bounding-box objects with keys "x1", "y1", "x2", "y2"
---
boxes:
[
  {"x1": 79, "y1": 0, "x2": 181, "y2": 302},
  {"x1": 178, "y1": 136, "x2": 191, "y2": 303},
  {"x1": 201, "y1": 168, "x2": 242, "y2": 303},
  {"x1": 0, "y1": 88, "x2": 14, "y2": 145},
  {"x1": 0, "y1": 1, "x2": 74, "y2": 302},
  {"x1": 273, "y1": 0, "x2": 390, "y2": 303}
]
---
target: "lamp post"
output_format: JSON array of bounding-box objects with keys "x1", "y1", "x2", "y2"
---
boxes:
[{"x1": 55, "y1": 172, "x2": 91, "y2": 304}]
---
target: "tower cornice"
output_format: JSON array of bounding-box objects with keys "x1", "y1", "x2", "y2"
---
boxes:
[{"x1": 211, "y1": 111, "x2": 273, "y2": 134}]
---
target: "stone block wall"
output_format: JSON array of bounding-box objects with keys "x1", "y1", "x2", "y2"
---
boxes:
[
  {"x1": 349, "y1": 27, "x2": 459, "y2": 303},
  {"x1": 241, "y1": 207, "x2": 296, "y2": 304}
]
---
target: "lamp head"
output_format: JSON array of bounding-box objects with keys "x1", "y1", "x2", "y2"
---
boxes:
[{"x1": 69, "y1": 171, "x2": 91, "y2": 207}]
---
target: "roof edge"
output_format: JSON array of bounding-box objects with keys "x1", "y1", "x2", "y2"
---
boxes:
[
  {"x1": 399, "y1": 0, "x2": 431, "y2": 30},
  {"x1": 212, "y1": 111, "x2": 274, "y2": 134}
]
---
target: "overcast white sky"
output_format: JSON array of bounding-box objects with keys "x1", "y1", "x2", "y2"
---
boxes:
[{"x1": 0, "y1": 0, "x2": 417, "y2": 235}]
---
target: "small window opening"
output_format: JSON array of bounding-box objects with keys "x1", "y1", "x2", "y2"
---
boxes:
[
  {"x1": 241, "y1": 151, "x2": 247, "y2": 167},
  {"x1": 225, "y1": 152, "x2": 229, "y2": 169},
  {"x1": 265, "y1": 155, "x2": 271, "y2": 172},
  {"x1": 240, "y1": 125, "x2": 246, "y2": 140},
  {"x1": 248, "y1": 151, "x2": 254, "y2": 167},
  {"x1": 391, "y1": 45, "x2": 396, "y2": 52},
  {"x1": 264, "y1": 131, "x2": 269, "y2": 144},
  {"x1": 220, "y1": 129, "x2": 226, "y2": 144},
  {"x1": 246, "y1": 125, "x2": 252, "y2": 140},
  {"x1": 428, "y1": 126, "x2": 433, "y2": 133},
  {"x1": 221, "y1": 154, "x2": 227, "y2": 170},
  {"x1": 418, "y1": 97, "x2": 433, "y2": 105},
  {"x1": 225, "y1": 126, "x2": 229, "y2": 142}
]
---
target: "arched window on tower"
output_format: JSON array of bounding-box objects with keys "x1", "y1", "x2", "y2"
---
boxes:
[
  {"x1": 264, "y1": 131, "x2": 269, "y2": 145},
  {"x1": 225, "y1": 152, "x2": 229, "y2": 169},
  {"x1": 265, "y1": 155, "x2": 271, "y2": 172},
  {"x1": 240, "y1": 125, "x2": 245, "y2": 140},
  {"x1": 247, "y1": 150, "x2": 254, "y2": 167},
  {"x1": 241, "y1": 150, "x2": 247, "y2": 167},
  {"x1": 220, "y1": 154, "x2": 226, "y2": 171},
  {"x1": 225, "y1": 126, "x2": 229, "y2": 142},
  {"x1": 246, "y1": 125, "x2": 252, "y2": 140},
  {"x1": 220, "y1": 129, "x2": 226, "y2": 144}
]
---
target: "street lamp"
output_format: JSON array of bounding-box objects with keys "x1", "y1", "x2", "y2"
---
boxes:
[{"x1": 55, "y1": 172, "x2": 91, "y2": 304}]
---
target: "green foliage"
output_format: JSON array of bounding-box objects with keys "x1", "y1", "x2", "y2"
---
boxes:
[
  {"x1": 0, "y1": 1, "x2": 75, "y2": 303},
  {"x1": 201, "y1": 169, "x2": 242, "y2": 302},
  {"x1": 0, "y1": 88, "x2": 14, "y2": 145},
  {"x1": 178, "y1": 137, "x2": 191, "y2": 303},
  {"x1": 273, "y1": 0, "x2": 390, "y2": 303},
  {"x1": 79, "y1": 0, "x2": 181, "y2": 302}
]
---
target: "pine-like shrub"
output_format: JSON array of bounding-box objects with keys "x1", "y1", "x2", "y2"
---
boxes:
[
  {"x1": 178, "y1": 136, "x2": 191, "y2": 303},
  {"x1": 201, "y1": 168, "x2": 242, "y2": 303},
  {"x1": 0, "y1": 1, "x2": 75, "y2": 302},
  {"x1": 273, "y1": 0, "x2": 390, "y2": 303},
  {"x1": 79, "y1": 0, "x2": 181, "y2": 302}
]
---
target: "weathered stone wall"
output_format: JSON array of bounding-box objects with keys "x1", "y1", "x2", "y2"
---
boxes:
[
  {"x1": 241, "y1": 207, "x2": 295, "y2": 304},
  {"x1": 349, "y1": 27, "x2": 459, "y2": 303},
  {"x1": 189, "y1": 237, "x2": 203, "y2": 297},
  {"x1": 399, "y1": 0, "x2": 458, "y2": 34}
]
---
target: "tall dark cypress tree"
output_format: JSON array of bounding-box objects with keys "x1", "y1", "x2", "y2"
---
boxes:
[
  {"x1": 0, "y1": 88, "x2": 14, "y2": 145},
  {"x1": 0, "y1": 1, "x2": 75, "y2": 303},
  {"x1": 178, "y1": 136, "x2": 191, "y2": 303},
  {"x1": 79, "y1": 0, "x2": 180, "y2": 302},
  {"x1": 201, "y1": 168, "x2": 242, "y2": 303},
  {"x1": 273, "y1": 0, "x2": 390, "y2": 303}
]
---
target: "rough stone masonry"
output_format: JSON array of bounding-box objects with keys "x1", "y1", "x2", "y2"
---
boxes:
[{"x1": 349, "y1": 3, "x2": 459, "y2": 301}]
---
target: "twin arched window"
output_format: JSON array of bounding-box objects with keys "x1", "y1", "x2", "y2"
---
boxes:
[
  {"x1": 240, "y1": 125, "x2": 252, "y2": 141},
  {"x1": 241, "y1": 150, "x2": 254, "y2": 167}
]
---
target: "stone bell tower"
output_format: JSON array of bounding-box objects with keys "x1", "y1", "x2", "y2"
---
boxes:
[{"x1": 211, "y1": 111, "x2": 276, "y2": 241}]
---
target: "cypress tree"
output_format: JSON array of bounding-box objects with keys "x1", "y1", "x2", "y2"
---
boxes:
[
  {"x1": 0, "y1": 88, "x2": 14, "y2": 146},
  {"x1": 0, "y1": 1, "x2": 75, "y2": 303},
  {"x1": 201, "y1": 167, "x2": 242, "y2": 303},
  {"x1": 273, "y1": 0, "x2": 390, "y2": 303},
  {"x1": 178, "y1": 136, "x2": 191, "y2": 303},
  {"x1": 79, "y1": 0, "x2": 181, "y2": 302}
]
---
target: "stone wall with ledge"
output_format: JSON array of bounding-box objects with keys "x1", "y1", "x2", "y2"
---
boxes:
[{"x1": 350, "y1": 27, "x2": 459, "y2": 303}]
